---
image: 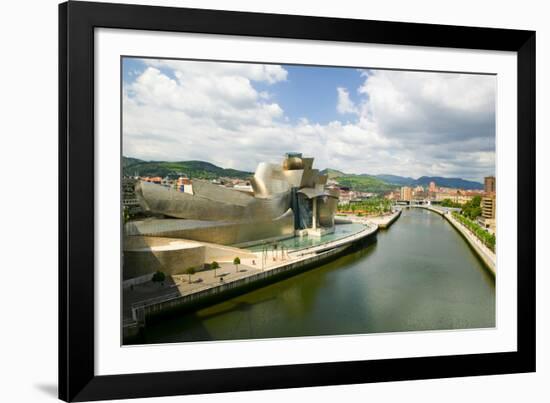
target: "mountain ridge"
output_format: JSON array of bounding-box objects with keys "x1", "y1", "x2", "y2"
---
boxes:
[
  {"x1": 320, "y1": 169, "x2": 483, "y2": 190},
  {"x1": 374, "y1": 174, "x2": 484, "y2": 190},
  {"x1": 122, "y1": 156, "x2": 253, "y2": 179},
  {"x1": 123, "y1": 157, "x2": 484, "y2": 190}
]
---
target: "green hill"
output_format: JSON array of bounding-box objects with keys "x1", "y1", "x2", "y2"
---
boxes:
[
  {"x1": 412, "y1": 176, "x2": 483, "y2": 190},
  {"x1": 333, "y1": 174, "x2": 396, "y2": 193},
  {"x1": 374, "y1": 174, "x2": 415, "y2": 186},
  {"x1": 122, "y1": 157, "x2": 252, "y2": 180},
  {"x1": 123, "y1": 157, "x2": 481, "y2": 193},
  {"x1": 122, "y1": 156, "x2": 143, "y2": 168},
  {"x1": 320, "y1": 168, "x2": 346, "y2": 179},
  {"x1": 374, "y1": 174, "x2": 483, "y2": 190},
  {"x1": 327, "y1": 170, "x2": 483, "y2": 192},
  {"x1": 321, "y1": 167, "x2": 396, "y2": 193}
]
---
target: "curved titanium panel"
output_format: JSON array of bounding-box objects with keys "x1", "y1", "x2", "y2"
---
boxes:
[
  {"x1": 125, "y1": 209, "x2": 295, "y2": 246},
  {"x1": 136, "y1": 181, "x2": 291, "y2": 222},
  {"x1": 191, "y1": 179, "x2": 254, "y2": 207},
  {"x1": 318, "y1": 197, "x2": 338, "y2": 227}
]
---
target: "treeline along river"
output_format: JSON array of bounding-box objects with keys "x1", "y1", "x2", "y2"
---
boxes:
[{"x1": 137, "y1": 208, "x2": 495, "y2": 344}]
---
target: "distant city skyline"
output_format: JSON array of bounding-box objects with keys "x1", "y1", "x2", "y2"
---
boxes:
[{"x1": 123, "y1": 58, "x2": 496, "y2": 182}]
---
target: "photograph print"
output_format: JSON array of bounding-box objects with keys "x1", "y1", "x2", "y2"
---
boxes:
[{"x1": 121, "y1": 57, "x2": 497, "y2": 345}]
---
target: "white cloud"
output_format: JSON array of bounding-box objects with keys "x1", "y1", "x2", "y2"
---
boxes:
[
  {"x1": 123, "y1": 59, "x2": 495, "y2": 182},
  {"x1": 146, "y1": 59, "x2": 288, "y2": 84},
  {"x1": 357, "y1": 70, "x2": 496, "y2": 144},
  {"x1": 336, "y1": 87, "x2": 358, "y2": 115}
]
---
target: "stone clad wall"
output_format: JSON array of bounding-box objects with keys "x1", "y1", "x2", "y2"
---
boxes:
[
  {"x1": 123, "y1": 243, "x2": 205, "y2": 280},
  {"x1": 123, "y1": 236, "x2": 258, "y2": 280},
  {"x1": 203, "y1": 244, "x2": 256, "y2": 262}
]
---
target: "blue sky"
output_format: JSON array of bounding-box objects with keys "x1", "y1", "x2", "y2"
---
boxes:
[
  {"x1": 255, "y1": 65, "x2": 364, "y2": 124},
  {"x1": 122, "y1": 57, "x2": 496, "y2": 182},
  {"x1": 123, "y1": 59, "x2": 365, "y2": 124}
]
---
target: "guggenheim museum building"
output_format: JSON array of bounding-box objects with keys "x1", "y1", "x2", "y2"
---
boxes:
[{"x1": 123, "y1": 153, "x2": 340, "y2": 280}]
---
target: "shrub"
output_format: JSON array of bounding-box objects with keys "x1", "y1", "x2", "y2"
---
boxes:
[{"x1": 152, "y1": 270, "x2": 166, "y2": 283}]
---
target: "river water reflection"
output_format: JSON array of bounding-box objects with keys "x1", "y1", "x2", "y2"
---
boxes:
[{"x1": 139, "y1": 208, "x2": 495, "y2": 344}]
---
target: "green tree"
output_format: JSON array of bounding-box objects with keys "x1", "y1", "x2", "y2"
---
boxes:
[
  {"x1": 123, "y1": 206, "x2": 130, "y2": 224},
  {"x1": 340, "y1": 197, "x2": 393, "y2": 215},
  {"x1": 185, "y1": 267, "x2": 196, "y2": 283},
  {"x1": 461, "y1": 195, "x2": 482, "y2": 220},
  {"x1": 441, "y1": 198, "x2": 461, "y2": 208},
  {"x1": 452, "y1": 211, "x2": 496, "y2": 252},
  {"x1": 151, "y1": 270, "x2": 165, "y2": 283},
  {"x1": 211, "y1": 261, "x2": 220, "y2": 277},
  {"x1": 233, "y1": 257, "x2": 241, "y2": 273}
]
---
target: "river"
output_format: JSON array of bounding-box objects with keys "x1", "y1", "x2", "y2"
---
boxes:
[{"x1": 138, "y1": 208, "x2": 495, "y2": 344}]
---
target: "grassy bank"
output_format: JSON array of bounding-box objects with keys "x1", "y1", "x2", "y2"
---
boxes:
[{"x1": 451, "y1": 211, "x2": 495, "y2": 252}]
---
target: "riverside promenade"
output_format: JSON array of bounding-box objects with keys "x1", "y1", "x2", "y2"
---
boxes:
[
  {"x1": 422, "y1": 206, "x2": 496, "y2": 275},
  {"x1": 343, "y1": 209, "x2": 402, "y2": 229},
  {"x1": 124, "y1": 223, "x2": 378, "y2": 340},
  {"x1": 366, "y1": 209, "x2": 402, "y2": 228}
]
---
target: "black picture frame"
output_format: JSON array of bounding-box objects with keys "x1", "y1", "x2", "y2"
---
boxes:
[{"x1": 59, "y1": 1, "x2": 536, "y2": 401}]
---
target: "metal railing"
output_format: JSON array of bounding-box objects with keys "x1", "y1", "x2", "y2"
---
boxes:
[{"x1": 131, "y1": 292, "x2": 182, "y2": 310}]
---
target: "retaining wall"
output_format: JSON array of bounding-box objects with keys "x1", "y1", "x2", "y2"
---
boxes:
[
  {"x1": 378, "y1": 209, "x2": 402, "y2": 228},
  {"x1": 123, "y1": 236, "x2": 257, "y2": 280},
  {"x1": 126, "y1": 227, "x2": 378, "y2": 340},
  {"x1": 424, "y1": 207, "x2": 496, "y2": 275}
]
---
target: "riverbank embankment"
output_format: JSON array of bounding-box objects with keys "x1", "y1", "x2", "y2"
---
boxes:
[
  {"x1": 423, "y1": 206, "x2": 496, "y2": 276},
  {"x1": 340, "y1": 209, "x2": 402, "y2": 229},
  {"x1": 124, "y1": 223, "x2": 378, "y2": 341}
]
